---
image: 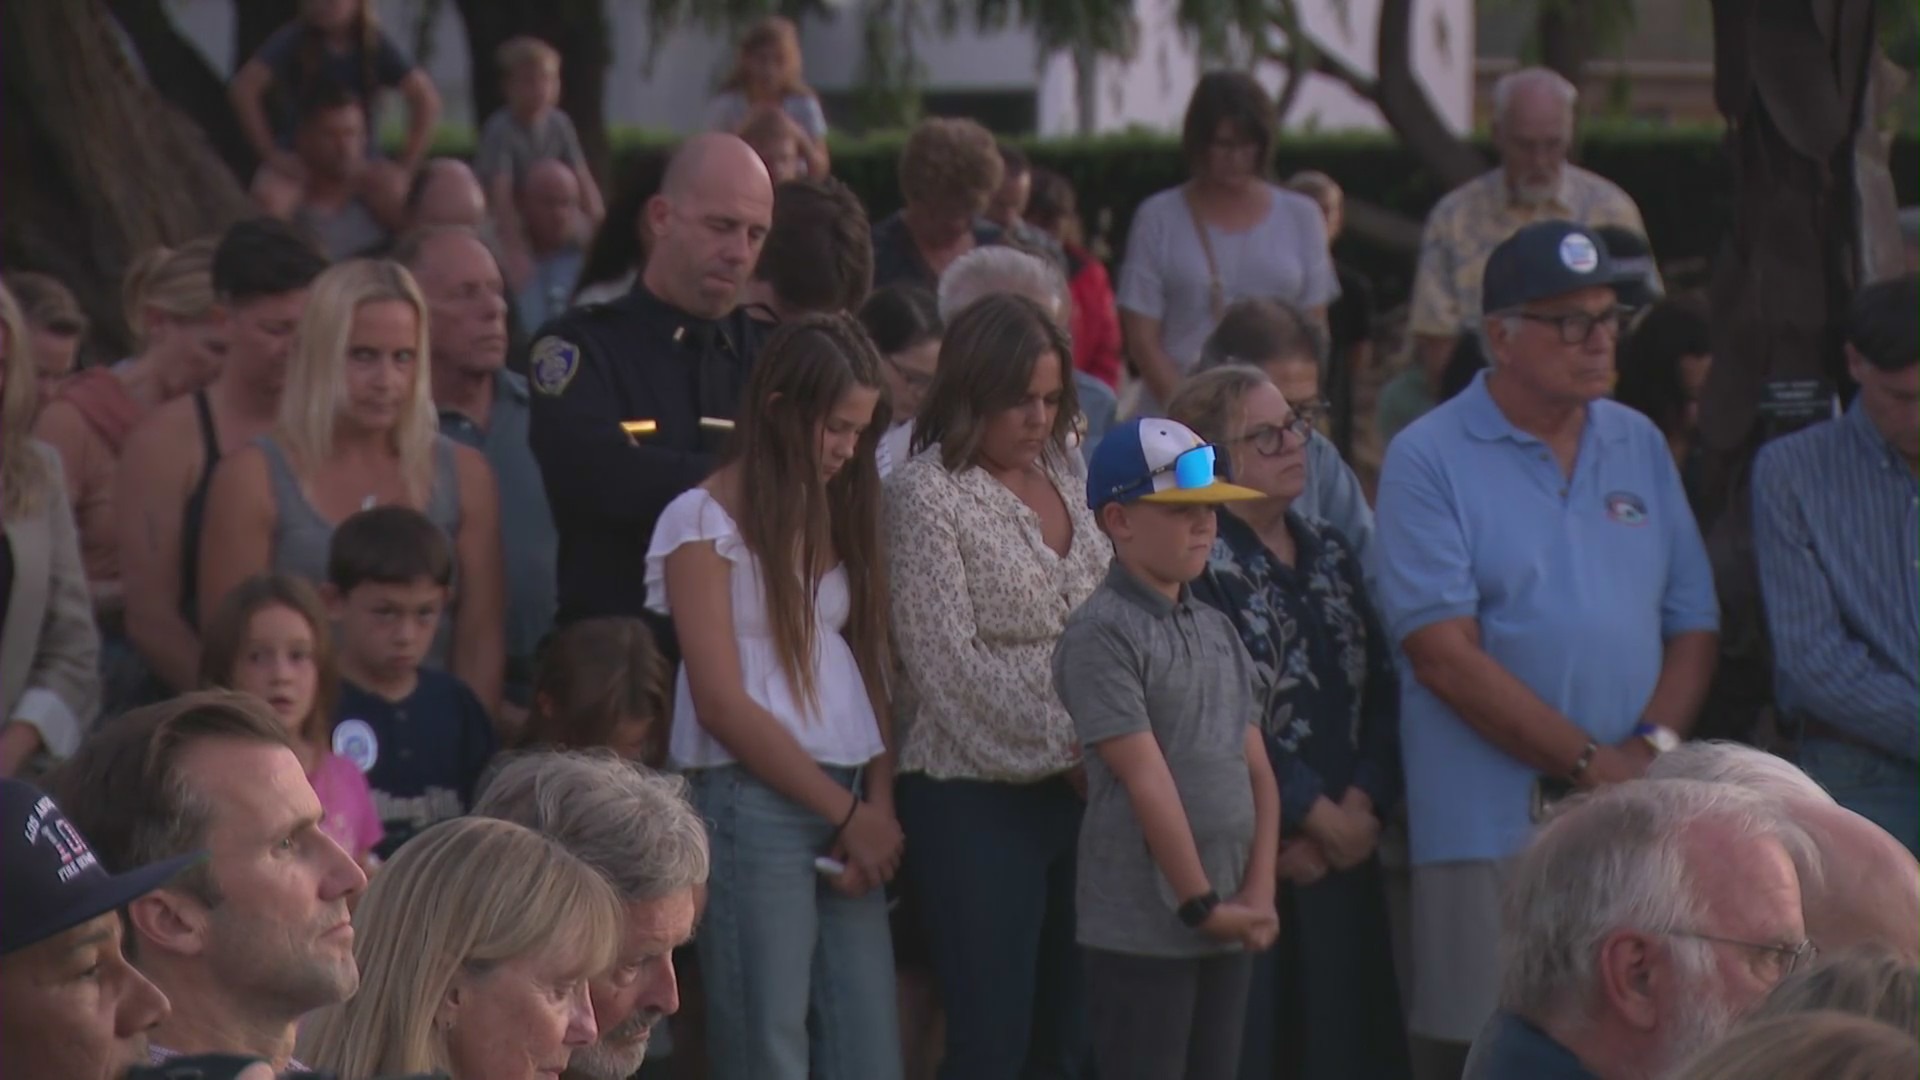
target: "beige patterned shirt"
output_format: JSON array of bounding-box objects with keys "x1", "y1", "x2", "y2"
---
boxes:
[
  {"x1": 1408, "y1": 164, "x2": 1653, "y2": 337},
  {"x1": 885, "y1": 447, "x2": 1113, "y2": 782}
]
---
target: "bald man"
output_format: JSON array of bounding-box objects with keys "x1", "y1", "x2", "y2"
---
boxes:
[
  {"x1": 1645, "y1": 741, "x2": 1920, "y2": 960},
  {"x1": 511, "y1": 160, "x2": 586, "y2": 330},
  {"x1": 408, "y1": 158, "x2": 489, "y2": 231},
  {"x1": 526, "y1": 133, "x2": 774, "y2": 640}
]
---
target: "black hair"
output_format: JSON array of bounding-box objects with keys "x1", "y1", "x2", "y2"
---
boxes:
[
  {"x1": 1848, "y1": 275, "x2": 1918, "y2": 373},
  {"x1": 1181, "y1": 71, "x2": 1276, "y2": 170},
  {"x1": 326, "y1": 506, "x2": 454, "y2": 593},
  {"x1": 857, "y1": 284, "x2": 942, "y2": 356},
  {"x1": 1025, "y1": 167, "x2": 1076, "y2": 233},
  {"x1": 1615, "y1": 297, "x2": 1711, "y2": 436},
  {"x1": 295, "y1": 78, "x2": 365, "y2": 129},
  {"x1": 212, "y1": 218, "x2": 329, "y2": 302}
]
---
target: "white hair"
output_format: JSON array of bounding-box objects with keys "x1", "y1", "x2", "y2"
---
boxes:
[
  {"x1": 1646, "y1": 741, "x2": 1835, "y2": 806},
  {"x1": 938, "y1": 246, "x2": 1067, "y2": 324},
  {"x1": 1492, "y1": 66, "x2": 1579, "y2": 126},
  {"x1": 472, "y1": 749, "x2": 710, "y2": 901},
  {"x1": 1500, "y1": 779, "x2": 1817, "y2": 1026}
]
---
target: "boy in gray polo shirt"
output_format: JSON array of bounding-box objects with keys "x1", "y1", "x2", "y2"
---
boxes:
[{"x1": 1053, "y1": 418, "x2": 1282, "y2": 1080}]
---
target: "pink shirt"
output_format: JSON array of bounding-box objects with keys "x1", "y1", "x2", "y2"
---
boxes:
[{"x1": 310, "y1": 750, "x2": 384, "y2": 861}]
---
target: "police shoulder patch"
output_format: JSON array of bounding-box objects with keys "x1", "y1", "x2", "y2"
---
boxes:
[{"x1": 530, "y1": 335, "x2": 582, "y2": 396}]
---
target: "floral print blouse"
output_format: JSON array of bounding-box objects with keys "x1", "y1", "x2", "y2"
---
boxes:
[
  {"x1": 1190, "y1": 509, "x2": 1402, "y2": 832},
  {"x1": 884, "y1": 447, "x2": 1112, "y2": 783}
]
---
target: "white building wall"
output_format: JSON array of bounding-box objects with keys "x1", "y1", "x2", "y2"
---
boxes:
[{"x1": 158, "y1": 0, "x2": 1473, "y2": 137}]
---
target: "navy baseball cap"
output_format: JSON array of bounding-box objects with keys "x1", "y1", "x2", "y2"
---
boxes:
[
  {"x1": 1, "y1": 778, "x2": 202, "y2": 956},
  {"x1": 1480, "y1": 220, "x2": 1646, "y2": 315},
  {"x1": 1087, "y1": 417, "x2": 1264, "y2": 511}
]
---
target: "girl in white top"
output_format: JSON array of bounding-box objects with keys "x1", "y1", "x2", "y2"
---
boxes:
[{"x1": 645, "y1": 312, "x2": 903, "y2": 1080}]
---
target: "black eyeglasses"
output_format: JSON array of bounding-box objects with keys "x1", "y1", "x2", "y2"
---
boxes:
[
  {"x1": 1509, "y1": 305, "x2": 1631, "y2": 346},
  {"x1": 883, "y1": 354, "x2": 935, "y2": 393},
  {"x1": 1664, "y1": 930, "x2": 1819, "y2": 981},
  {"x1": 1229, "y1": 410, "x2": 1318, "y2": 457}
]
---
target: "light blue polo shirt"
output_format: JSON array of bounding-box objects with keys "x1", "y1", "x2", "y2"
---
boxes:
[{"x1": 1367, "y1": 371, "x2": 1717, "y2": 865}]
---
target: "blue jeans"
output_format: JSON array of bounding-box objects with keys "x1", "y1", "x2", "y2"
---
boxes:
[
  {"x1": 1800, "y1": 736, "x2": 1920, "y2": 857},
  {"x1": 689, "y1": 765, "x2": 902, "y2": 1080},
  {"x1": 897, "y1": 773, "x2": 1088, "y2": 1080}
]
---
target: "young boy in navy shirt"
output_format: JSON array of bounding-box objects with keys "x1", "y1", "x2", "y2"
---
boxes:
[
  {"x1": 1053, "y1": 418, "x2": 1283, "y2": 1080},
  {"x1": 326, "y1": 507, "x2": 495, "y2": 859}
]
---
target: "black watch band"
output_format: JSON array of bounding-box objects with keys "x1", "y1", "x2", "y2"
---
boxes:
[{"x1": 1177, "y1": 890, "x2": 1221, "y2": 928}]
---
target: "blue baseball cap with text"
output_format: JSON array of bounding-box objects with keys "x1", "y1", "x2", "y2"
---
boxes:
[{"x1": 1481, "y1": 220, "x2": 1646, "y2": 314}]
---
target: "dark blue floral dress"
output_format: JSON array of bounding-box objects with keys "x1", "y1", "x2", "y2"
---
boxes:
[{"x1": 1191, "y1": 509, "x2": 1411, "y2": 1080}]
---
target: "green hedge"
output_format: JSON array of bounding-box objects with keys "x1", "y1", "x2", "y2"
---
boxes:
[{"x1": 437, "y1": 126, "x2": 1920, "y2": 308}]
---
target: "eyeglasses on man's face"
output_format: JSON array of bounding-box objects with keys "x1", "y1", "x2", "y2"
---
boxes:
[
  {"x1": 1510, "y1": 305, "x2": 1631, "y2": 347},
  {"x1": 1663, "y1": 930, "x2": 1819, "y2": 983}
]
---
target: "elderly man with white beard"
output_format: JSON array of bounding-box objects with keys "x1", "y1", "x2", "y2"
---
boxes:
[
  {"x1": 1402, "y1": 67, "x2": 1655, "y2": 427},
  {"x1": 1476, "y1": 779, "x2": 1816, "y2": 1080},
  {"x1": 473, "y1": 750, "x2": 708, "y2": 1079}
]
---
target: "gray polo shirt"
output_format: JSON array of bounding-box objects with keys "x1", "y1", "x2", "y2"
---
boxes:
[
  {"x1": 1053, "y1": 560, "x2": 1260, "y2": 958},
  {"x1": 439, "y1": 370, "x2": 558, "y2": 693}
]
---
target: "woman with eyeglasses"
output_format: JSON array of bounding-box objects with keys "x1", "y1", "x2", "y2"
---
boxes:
[
  {"x1": 1194, "y1": 299, "x2": 1374, "y2": 557},
  {"x1": 858, "y1": 284, "x2": 942, "y2": 478},
  {"x1": 1169, "y1": 365, "x2": 1410, "y2": 1080},
  {"x1": 1116, "y1": 72, "x2": 1340, "y2": 411}
]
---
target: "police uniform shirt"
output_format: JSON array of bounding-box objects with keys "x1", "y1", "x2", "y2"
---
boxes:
[
  {"x1": 526, "y1": 285, "x2": 768, "y2": 628},
  {"x1": 333, "y1": 669, "x2": 497, "y2": 860}
]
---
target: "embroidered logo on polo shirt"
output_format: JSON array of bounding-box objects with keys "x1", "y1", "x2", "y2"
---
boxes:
[
  {"x1": 1604, "y1": 491, "x2": 1649, "y2": 526},
  {"x1": 1560, "y1": 234, "x2": 1600, "y2": 274},
  {"x1": 333, "y1": 719, "x2": 380, "y2": 773}
]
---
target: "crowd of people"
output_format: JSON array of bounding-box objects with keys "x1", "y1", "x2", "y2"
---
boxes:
[{"x1": 2, "y1": 4, "x2": 1917, "y2": 1080}]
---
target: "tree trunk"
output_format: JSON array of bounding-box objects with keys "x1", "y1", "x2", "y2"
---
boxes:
[
  {"x1": 0, "y1": 0, "x2": 253, "y2": 359},
  {"x1": 1371, "y1": 0, "x2": 1487, "y2": 190},
  {"x1": 448, "y1": 0, "x2": 614, "y2": 187},
  {"x1": 1534, "y1": 1, "x2": 1593, "y2": 95},
  {"x1": 105, "y1": 0, "x2": 257, "y2": 180},
  {"x1": 1692, "y1": 0, "x2": 1884, "y2": 744}
]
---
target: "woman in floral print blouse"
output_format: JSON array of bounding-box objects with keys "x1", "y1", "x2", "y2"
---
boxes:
[{"x1": 1171, "y1": 364, "x2": 1411, "y2": 1080}]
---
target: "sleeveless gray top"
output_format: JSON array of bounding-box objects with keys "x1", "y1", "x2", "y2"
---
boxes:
[{"x1": 257, "y1": 435, "x2": 462, "y2": 670}]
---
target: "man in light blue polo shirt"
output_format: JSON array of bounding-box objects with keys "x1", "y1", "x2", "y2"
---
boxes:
[{"x1": 1368, "y1": 220, "x2": 1719, "y2": 1077}]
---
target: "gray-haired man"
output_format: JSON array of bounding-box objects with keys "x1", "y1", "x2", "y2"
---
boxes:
[
  {"x1": 1475, "y1": 779, "x2": 1814, "y2": 1080},
  {"x1": 474, "y1": 750, "x2": 709, "y2": 1078}
]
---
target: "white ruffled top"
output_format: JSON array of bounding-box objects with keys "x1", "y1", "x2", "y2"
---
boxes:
[{"x1": 645, "y1": 488, "x2": 886, "y2": 770}]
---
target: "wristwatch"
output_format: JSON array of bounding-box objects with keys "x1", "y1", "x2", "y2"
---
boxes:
[
  {"x1": 1177, "y1": 890, "x2": 1221, "y2": 928},
  {"x1": 1634, "y1": 722, "x2": 1681, "y2": 755}
]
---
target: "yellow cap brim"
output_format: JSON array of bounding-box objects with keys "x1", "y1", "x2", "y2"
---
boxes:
[{"x1": 1136, "y1": 481, "x2": 1267, "y2": 505}]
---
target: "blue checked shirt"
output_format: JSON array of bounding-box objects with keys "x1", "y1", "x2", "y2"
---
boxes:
[{"x1": 1752, "y1": 398, "x2": 1920, "y2": 763}]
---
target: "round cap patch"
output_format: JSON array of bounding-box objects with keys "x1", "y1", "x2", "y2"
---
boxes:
[
  {"x1": 1559, "y1": 234, "x2": 1600, "y2": 274},
  {"x1": 333, "y1": 719, "x2": 380, "y2": 773}
]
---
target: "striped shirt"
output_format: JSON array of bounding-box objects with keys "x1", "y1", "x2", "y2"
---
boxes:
[{"x1": 1751, "y1": 398, "x2": 1920, "y2": 762}]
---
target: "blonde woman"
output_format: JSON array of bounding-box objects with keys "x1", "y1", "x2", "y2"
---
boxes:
[
  {"x1": 297, "y1": 816, "x2": 624, "y2": 1080},
  {"x1": 706, "y1": 16, "x2": 829, "y2": 178},
  {"x1": 34, "y1": 238, "x2": 225, "y2": 613},
  {"x1": 0, "y1": 283, "x2": 100, "y2": 776},
  {"x1": 198, "y1": 259, "x2": 505, "y2": 715}
]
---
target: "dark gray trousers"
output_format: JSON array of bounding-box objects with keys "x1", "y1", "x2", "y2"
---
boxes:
[{"x1": 1083, "y1": 946, "x2": 1254, "y2": 1080}]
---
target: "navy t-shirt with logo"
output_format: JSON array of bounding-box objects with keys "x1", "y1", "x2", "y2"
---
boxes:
[{"x1": 332, "y1": 670, "x2": 496, "y2": 860}]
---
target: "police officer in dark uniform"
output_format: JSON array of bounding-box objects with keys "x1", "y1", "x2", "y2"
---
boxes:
[{"x1": 528, "y1": 134, "x2": 776, "y2": 642}]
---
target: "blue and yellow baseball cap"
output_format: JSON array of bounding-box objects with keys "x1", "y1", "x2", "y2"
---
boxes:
[{"x1": 1087, "y1": 418, "x2": 1265, "y2": 511}]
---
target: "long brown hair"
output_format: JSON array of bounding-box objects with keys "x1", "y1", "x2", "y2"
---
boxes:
[
  {"x1": 720, "y1": 15, "x2": 811, "y2": 99},
  {"x1": 912, "y1": 292, "x2": 1078, "y2": 472},
  {"x1": 199, "y1": 574, "x2": 341, "y2": 755},
  {"x1": 727, "y1": 312, "x2": 892, "y2": 717},
  {"x1": 519, "y1": 617, "x2": 670, "y2": 764}
]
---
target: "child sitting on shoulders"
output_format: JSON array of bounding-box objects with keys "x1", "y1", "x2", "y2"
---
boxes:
[{"x1": 475, "y1": 35, "x2": 606, "y2": 260}]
